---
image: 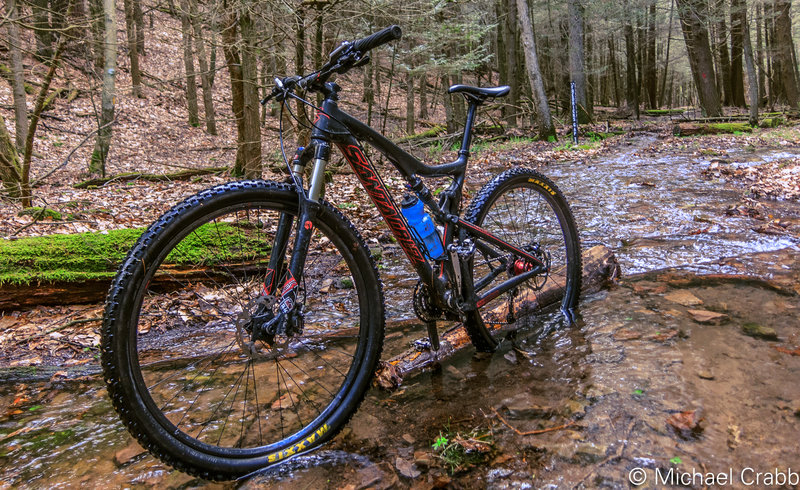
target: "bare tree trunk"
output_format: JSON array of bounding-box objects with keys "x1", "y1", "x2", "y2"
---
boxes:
[
  {"x1": 676, "y1": 0, "x2": 723, "y2": 116},
  {"x1": 31, "y1": 0, "x2": 54, "y2": 59},
  {"x1": 713, "y1": 0, "x2": 733, "y2": 105},
  {"x1": 222, "y1": 10, "x2": 246, "y2": 175},
  {"x1": 730, "y1": 0, "x2": 747, "y2": 107},
  {"x1": 6, "y1": 0, "x2": 28, "y2": 152},
  {"x1": 504, "y1": 0, "x2": 518, "y2": 127},
  {"x1": 0, "y1": 114, "x2": 24, "y2": 199},
  {"x1": 418, "y1": 74, "x2": 428, "y2": 120},
  {"x1": 659, "y1": 0, "x2": 675, "y2": 107},
  {"x1": 441, "y1": 74, "x2": 457, "y2": 133},
  {"x1": 189, "y1": 0, "x2": 217, "y2": 135},
  {"x1": 89, "y1": 0, "x2": 105, "y2": 75},
  {"x1": 123, "y1": 0, "x2": 142, "y2": 98},
  {"x1": 179, "y1": 0, "x2": 199, "y2": 127},
  {"x1": 774, "y1": 0, "x2": 799, "y2": 108},
  {"x1": 756, "y1": 3, "x2": 767, "y2": 105},
  {"x1": 567, "y1": 0, "x2": 589, "y2": 122},
  {"x1": 645, "y1": 0, "x2": 658, "y2": 108},
  {"x1": 294, "y1": 7, "x2": 310, "y2": 146},
  {"x1": 90, "y1": 0, "x2": 117, "y2": 176},
  {"x1": 239, "y1": 11, "x2": 262, "y2": 178},
  {"x1": 516, "y1": 0, "x2": 555, "y2": 140},
  {"x1": 406, "y1": 72, "x2": 415, "y2": 134},
  {"x1": 608, "y1": 37, "x2": 621, "y2": 107},
  {"x1": 133, "y1": 0, "x2": 145, "y2": 55},
  {"x1": 623, "y1": 0, "x2": 640, "y2": 117},
  {"x1": 742, "y1": 7, "x2": 759, "y2": 125}
]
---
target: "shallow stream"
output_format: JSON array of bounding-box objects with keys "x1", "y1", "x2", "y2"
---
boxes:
[{"x1": 1, "y1": 134, "x2": 799, "y2": 488}]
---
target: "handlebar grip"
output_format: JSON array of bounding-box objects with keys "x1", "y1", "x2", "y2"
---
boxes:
[{"x1": 351, "y1": 25, "x2": 402, "y2": 54}]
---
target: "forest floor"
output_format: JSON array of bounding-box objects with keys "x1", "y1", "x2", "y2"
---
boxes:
[{"x1": 0, "y1": 122, "x2": 799, "y2": 368}]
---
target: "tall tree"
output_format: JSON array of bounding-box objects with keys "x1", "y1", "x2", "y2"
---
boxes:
[
  {"x1": 179, "y1": 1, "x2": 200, "y2": 126},
  {"x1": 713, "y1": 0, "x2": 733, "y2": 105},
  {"x1": 238, "y1": 9, "x2": 262, "y2": 177},
  {"x1": 568, "y1": 0, "x2": 590, "y2": 122},
  {"x1": 6, "y1": 0, "x2": 28, "y2": 151},
  {"x1": 730, "y1": 0, "x2": 747, "y2": 106},
  {"x1": 676, "y1": 0, "x2": 722, "y2": 116},
  {"x1": 623, "y1": 0, "x2": 640, "y2": 117},
  {"x1": 516, "y1": 0, "x2": 555, "y2": 140},
  {"x1": 773, "y1": 0, "x2": 799, "y2": 108},
  {"x1": 123, "y1": 0, "x2": 142, "y2": 98},
  {"x1": 741, "y1": 4, "x2": 759, "y2": 125},
  {"x1": 90, "y1": 0, "x2": 117, "y2": 175},
  {"x1": 188, "y1": 0, "x2": 217, "y2": 134}
]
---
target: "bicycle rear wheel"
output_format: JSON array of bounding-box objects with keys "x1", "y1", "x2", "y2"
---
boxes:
[
  {"x1": 462, "y1": 168, "x2": 581, "y2": 352},
  {"x1": 101, "y1": 180, "x2": 384, "y2": 480}
]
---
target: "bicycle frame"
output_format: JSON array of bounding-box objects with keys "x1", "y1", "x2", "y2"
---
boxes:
[{"x1": 274, "y1": 82, "x2": 546, "y2": 316}]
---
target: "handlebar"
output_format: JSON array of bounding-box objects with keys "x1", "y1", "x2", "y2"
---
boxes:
[
  {"x1": 262, "y1": 26, "x2": 402, "y2": 105},
  {"x1": 351, "y1": 25, "x2": 402, "y2": 54}
]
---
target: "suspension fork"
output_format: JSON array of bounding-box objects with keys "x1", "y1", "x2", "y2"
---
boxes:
[{"x1": 271, "y1": 141, "x2": 330, "y2": 319}]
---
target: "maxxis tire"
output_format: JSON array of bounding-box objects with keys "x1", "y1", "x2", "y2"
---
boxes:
[
  {"x1": 462, "y1": 168, "x2": 581, "y2": 352},
  {"x1": 101, "y1": 180, "x2": 384, "y2": 480}
]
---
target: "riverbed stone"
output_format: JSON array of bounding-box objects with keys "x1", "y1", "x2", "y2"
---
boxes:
[
  {"x1": 741, "y1": 322, "x2": 778, "y2": 341},
  {"x1": 499, "y1": 394, "x2": 555, "y2": 419},
  {"x1": 664, "y1": 290, "x2": 703, "y2": 306},
  {"x1": 687, "y1": 309, "x2": 729, "y2": 324},
  {"x1": 555, "y1": 442, "x2": 608, "y2": 465},
  {"x1": 113, "y1": 439, "x2": 145, "y2": 467}
]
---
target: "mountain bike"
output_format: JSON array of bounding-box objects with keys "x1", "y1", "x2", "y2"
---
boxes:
[{"x1": 101, "y1": 25, "x2": 581, "y2": 481}]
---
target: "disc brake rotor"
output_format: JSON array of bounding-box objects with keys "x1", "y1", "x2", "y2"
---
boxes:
[{"x1": 235, "y1": 295, "x2": 278, "y2": 359}]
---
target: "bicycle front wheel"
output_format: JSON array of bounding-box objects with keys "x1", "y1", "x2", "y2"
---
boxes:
[
  {"x1": 101, "y1": 180, "x2": 384, "y2": 480},
  {"x1": 462, "y1": 168, "x2": 581, "y2": 352}
]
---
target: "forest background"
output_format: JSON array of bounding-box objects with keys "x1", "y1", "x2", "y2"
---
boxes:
[{"x1": 0, "y1": 0, "x2": 798, "y2": 216}]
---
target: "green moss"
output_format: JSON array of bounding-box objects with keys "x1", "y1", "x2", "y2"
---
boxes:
[
  {"x1": 17, "y1": 207, "x2": 62, "y2": 220},
  {"x1": 644, "y1": 109, "x2": 686, "y2": 116},
  {"x1": 708, "y1": 123, "x2": 752, "y2": 133},
  {"x1": 0, "y1": 222, "x2": 273, "y2": 286}
]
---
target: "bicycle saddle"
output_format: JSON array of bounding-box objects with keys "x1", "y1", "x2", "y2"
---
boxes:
[{"x1": 448, "y1": 84, "x2": 510, "y2": 98}]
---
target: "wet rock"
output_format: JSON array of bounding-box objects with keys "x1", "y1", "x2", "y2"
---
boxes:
[
  {"x1": 113, "y1": 439, "x2": 145, "y2": 467},
  {"x1": 645, "y1": 329, "x2": 679, "y2": 342},
  {"x1": 445, "y1": 364, "x2": 465, "y2": 381},
  {"x1": 561, "y1": 399, "x2": 587, "y2": 418},
  {"x1": 395, "y1": 456, "x2": 421, "y2": 479},
  {"x1": 584, "y1": 383, "x2": 616, "y2": 400},
  {"x1": 613, "y1": 328, "x2": 642, "y2": 341},
  {"x1": 357, "y1": 462, "x2": 398, "y2": 490},
  {"x1": 697, "y1": 370, "x2": 715, "y2": 380},
  {"x1": 500, "y1": 394, "x2": 555, "y2": 419},
  {"x1": 487, "y1": 467, "x2": 514, "y2": 482},
  {"x1": 402, "y1": 433, "x2": 416, "y2": 444},
  {"x1": 687, "y1": 309, "x2": 729, "y2": 324},
  {"x1": 348, "y1": 412, "x2": 385, "y2": 447},
  {"x1": 413, "y1": 450, "x2": 434, "y2": 468},
  {"x1": 741, "y1": 322, "x2": 778, "y2": 341},
  {"x1": 556, "y1": 442, "x2": 608, "y2": 464},
  {"x1": 664, "y1": 290, "x2": 703, "y2": 306},
  {"x1": 631, "y1": 282, "x2": 667, "y2": 295}
]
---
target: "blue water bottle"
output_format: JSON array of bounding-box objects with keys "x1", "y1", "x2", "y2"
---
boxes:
[{"x1": 400, "y1": 194, "x2": 445, "y2": 260}]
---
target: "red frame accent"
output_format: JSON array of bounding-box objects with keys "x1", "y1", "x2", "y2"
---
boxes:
[{"x1": 338, "y1": 144, "x2": 428, "y2": 268}]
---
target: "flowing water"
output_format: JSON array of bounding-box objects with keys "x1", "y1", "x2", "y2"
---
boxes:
[{"x1": 2, "y1": 134, "x2": 799, "y2": 488}]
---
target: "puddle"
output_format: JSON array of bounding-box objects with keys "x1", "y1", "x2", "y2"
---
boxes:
[{"x1": 1, "y1": 135, "x2": 799, "y2": 487}]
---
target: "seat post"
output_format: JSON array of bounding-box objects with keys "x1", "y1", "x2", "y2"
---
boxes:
[{"x1": 459, "y1": 99, "x2": 481, "y2": 157}]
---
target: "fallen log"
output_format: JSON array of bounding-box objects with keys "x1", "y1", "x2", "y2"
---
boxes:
[
  {"x1": 374, "y1": 245, "x2": 620, "y2": 388},
  {"x1": 0, "y1": 262, "x2": 267, "y2": 311},
  {"x1": 672, "y1": 122, "x2": 752, "y2": 136},
  {"x1": 73, "y1": 166, "x2": 228, "y2": 188}
]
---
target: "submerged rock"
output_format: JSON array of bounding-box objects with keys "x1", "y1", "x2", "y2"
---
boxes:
[{"x1": 741, "y1": 322, "x2": 778, "y2": 341}]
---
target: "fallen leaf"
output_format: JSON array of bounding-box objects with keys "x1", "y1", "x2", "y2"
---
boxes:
[
  {"x1": 666, "y1": 409, "x2": 704, "y2": 438},
  {"x1": 687, "y1": 309, "x2": 728, "y2": 324}
]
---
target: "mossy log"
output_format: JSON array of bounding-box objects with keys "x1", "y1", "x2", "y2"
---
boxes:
[
  {"x1": 74, "y1": 166, "x2": 228, "y2": 188},
  {"x1": 673, "y1": 122, "x2": 753, "y2": 136},
  {"x1": 374, "y1": 245, "x2": 620, "y2": 388},
  {"x1": 394, "y1": 124, "x2": 446, "y2": 143}
]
